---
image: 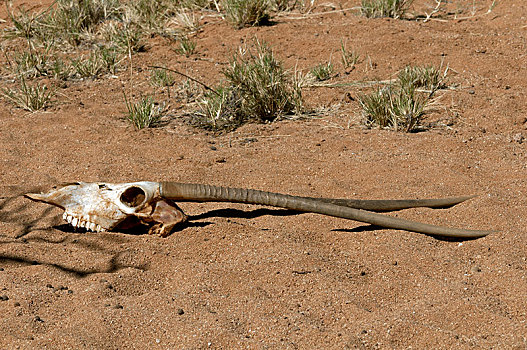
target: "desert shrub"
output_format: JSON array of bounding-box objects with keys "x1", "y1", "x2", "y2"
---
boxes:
[
  {"x1": 358, "y1": 84, "x2": 425, "y2": 132},
  {"x1": 125, "y1": 0, "x2": 176, "y2": 34},
  {"x1": 151, "y1": 69, "x2": 176, "y2": 88},
  {"x1": 195, "y1": 86, "x2": 245, "y2": 130},
  {"x1": 196, "y1": 40, "x2": 302, "y2": 131},
  {"x1": 360, "y1": 0, "x2": 413, "y2": 19},
  {"x1": 223, "y1": 0, "x2": 271, "y2": 28},
  {"x1": 107, "y1": 23, "x2": 146, "y2": 52},
  {"x1": 358, "y1": 64, "x2": 447, "y2": 132},
  {"x1": 310, "y1": 62, "x2": 334, "y2": 81},
  {"x1": 71, "y1": 51, "x2": 106, "y2": 78},
  {"x1": 2, "y1": 77, "x2": 54, "y2": 112},
  {"x1": 150, "y1": 68, "x2": 176, "y2": 98},
  {"x1": 11, "y1": 49, "x2": 52, "y2": 78},
  {"x1": 40, "y1": 0, "x2": 122, "y2": 45},
  {"x1": 223, "y1": 41, "x2": 300, "y2": 121},
  {"x1": 124, "y1": 94, "x2": 165, "y2": 129},
  {"x1": 397, "y1": 65, "x2": 448, "y2": 94}
]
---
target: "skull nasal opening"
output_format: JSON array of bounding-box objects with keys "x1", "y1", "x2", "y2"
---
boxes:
[{"x1": 120, "y1": 186, "x2": 146, "y2": 207}]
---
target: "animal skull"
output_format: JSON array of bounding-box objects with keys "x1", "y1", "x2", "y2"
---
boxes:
[
  {"x1": 25, "y1": 182, "x2": 187, "y2": 237},
  {"x1": 26, "y1": 181, "x2": 493, "y2": 239}
]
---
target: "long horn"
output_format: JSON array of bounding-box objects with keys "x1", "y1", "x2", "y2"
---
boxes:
[
  {"x1": 293, "y1": 195, "x2": 476, "y2": 212},
  {"x1": 159, "y1": 183, "x2": 493, "y2": 239}
]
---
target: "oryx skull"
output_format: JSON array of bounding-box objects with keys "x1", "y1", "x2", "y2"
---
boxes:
[
  {"x1": 25, "y1": 182, "x2": 187, "y2": 237},
  {"x1": 26, "y1": 181, "x2": 493, "y2": 239}
]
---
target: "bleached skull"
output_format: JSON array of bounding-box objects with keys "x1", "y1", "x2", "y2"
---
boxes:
[{"x1": 25, "y1": 182, "x2": 187, "y2": 236}]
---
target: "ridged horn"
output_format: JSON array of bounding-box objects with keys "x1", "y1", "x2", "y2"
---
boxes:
[{"x1": 159, "y1": 182, "x2": 493, "y2": 239}]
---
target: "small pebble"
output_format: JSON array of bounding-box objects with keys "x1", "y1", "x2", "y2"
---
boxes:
[
  {"x1": 177, "y1": 308, "x2": 184, "y2": 315},
  {"x1": 14, "y1": 302, "x2": 20, "y2": 307},
  {"x1": 0, "y1": 268, "x2": 4, "y2": 271},
  {"x1": 0, "y1": 295, "x2": 9, "y2": 301},
  {"x1": 46, "y1": 283, "x2": 53, "y2": 289},
  {"x1": 470, "y1": 266, "x2": 482, "y2": 273},
  {"x1": 34, "y1": 316, "x2": 43, "y2": 322},
  {"x1": 114, "y1": 304, "x2": 123, "y2": 309}
]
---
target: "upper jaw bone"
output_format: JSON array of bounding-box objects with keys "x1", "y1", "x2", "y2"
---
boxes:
[{"x1": 25, "y1": 181, "x2": 160, "y2": 232}]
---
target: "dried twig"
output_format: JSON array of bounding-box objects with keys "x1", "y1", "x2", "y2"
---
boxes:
[{"x1": 148, "y1": 65, "x2": 219, "y2": 96}]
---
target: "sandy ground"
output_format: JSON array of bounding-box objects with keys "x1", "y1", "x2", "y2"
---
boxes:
[{"x1": 1, "y1": 0, "x2": 527, "y2": 348}]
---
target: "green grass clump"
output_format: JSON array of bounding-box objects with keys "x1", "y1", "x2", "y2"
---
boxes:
[
  {"x1": 41, "y1": 0, "x2": 122, "y2": 46},
  {"x1": 223, "y1": 41, "x2": 300, "y2": 121},
  {"x1": 176, "y1": 36, "x2": 197, "y2": 56},
  {"x1": 310, "y1": 62, "x2": 334, "y2": 81},
  {"x1": 4, "y1": 7, "x2": 44, "y2": 41},
  {"x1": 224, "y1": 0, "x2": 271, "y2": 28},
  {"x1": 2, "y1": 77, "x2": 54, "y2": 112},
  {"x1": 12, "y1": 50, "x2": 51, "y2": 78},
  {"x1": 150, "y1": 68, "x2": 176, "y2": 98},
  {"x1": 196, "y1": 40, "x2": 302, "y2": 131},
  {"x1": 340, "y1": 42, "x2": 360, "y2": 70},
  {"x1": 150, "y1": 69, "x2": 176, "y2": 88},
  {"x1": 71, "y1": 51, "x2": 106, "y2": 78},
  {"x1": 397, "y1": 65, "x2": 448, "y2": 94},
  {"x1": 358, "y1": 64, "x2": 447, "y2": 132},
  {"x1": 106, "y1": 23, "x2": 146, "y2": 53},
  {"x1": 358, "y1": 85, "x2": 426, "y2": 132},
  {"x1": 126, "y1": 0, "x2": 178, "y2": 34},
  {"x1": 124, "y1": 94, "x2": 165, "y2": 129},
  {"x1": 360, "y1": 0, "x2": 413, "y2": 19},
  {"x1": 196, "y1": 86, "x2": 245, "y2": 130},
  {"x1": 70, "y1": 47, "x2": 121, "y2": 78}
]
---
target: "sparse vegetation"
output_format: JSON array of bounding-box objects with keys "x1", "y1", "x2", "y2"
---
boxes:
[
  {"x1": 340, "y1": 41, "x2": 360, "y2": 70},
  {"x1": 358, "y1": 64, "x2": 447, "y2": 132},
  {"x1": 98, "y1": 46, "x2": 121, "y2": 75},
  {"x1": 11, "y1": 49, "x2": 51, "y2": 78},
  {"x1": 150, "y1": 68, "x2": 176, "y2": 98},
  {"x1": 2, "y1": 77, "x2": 54, "y2": 112},
  {"x1": 310, "y1": 62, "x2": 334, "y2": 81},
  {"x1": 71, "y1": 51, "x2": 106, "y2": 79},
  {"x1": 360, "y1": 0, "x2": 413, "y2": 19},
  {"x1": 397, "y1": 64, "x2": 448, "y2": 95},
  {"x1": 38, "y1": 0, "x2": 122, "y2": 46},
  {"x1": 109, "y1": 24, "x2": 146, "y2": 53},
  {"x1": 124, "y1": 93, "x2": 165, "y2": 129},
  {"x1": 358, "y1": 84, "x2": 426, "y2": 132},
  {"x1": 224, "y1": 0, "x2": 271, "y2": 28},
  {"x1": 222, "y1": 40, "x2": 300, "y2": 121},
  {"x1": 126, "y1": 0, "x2": 169, "y2": 34},
  {"x1": 196, "y1": 40, "x2": 302, "y2": 130},
  {"x1": 3, "y1": 0, "x2": 455, "y2": 135},
  {"x1": 196, "y1": 86, "x2": 245, "y2": 130},
  {"x1": 176, "y1": 36, "x2": 197, "y2": 56},
  {"x1": 172, "y1": 11, "x2": 201, "y2": 33},
  {"x1": 151, "y1": 68, "x2": 176, "y2": 88}
]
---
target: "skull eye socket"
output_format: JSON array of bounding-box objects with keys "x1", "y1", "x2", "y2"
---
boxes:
[{"x1": 120, "y1": 186, "x2": 146, "y2": 207}]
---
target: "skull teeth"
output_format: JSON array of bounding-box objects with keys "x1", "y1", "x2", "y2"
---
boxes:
[{"x1": 63, "y1": 212, "x2": 106, "y2": 233}]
